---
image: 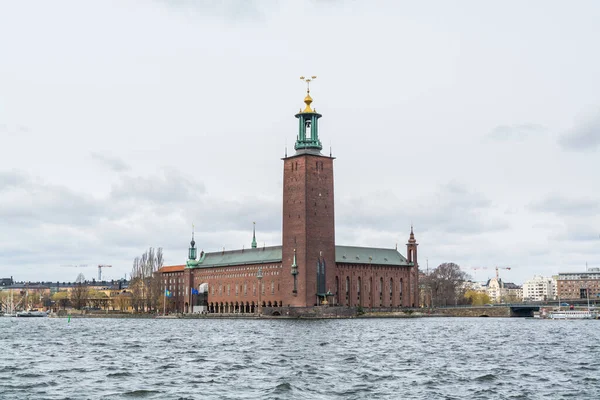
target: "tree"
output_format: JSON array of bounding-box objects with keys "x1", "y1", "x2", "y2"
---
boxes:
[
  {"x1": 464, "y1": 290, "x2": 491, "y2": 306},
  {"x1": 424, "y1": 262, "x2": 470, "y2": 307},
  {"x1": 71, "y1": 273, "x2": 89, "y2": 310},
  {"x1": 130, "y1": 247, "x2": 164, "y2": 313},
  {"x1": 52, "y1": 291, "x2": 70, "y2": 310},
  {"x1": 115, "y1": 291, "x2": 131, "y2": 312}
]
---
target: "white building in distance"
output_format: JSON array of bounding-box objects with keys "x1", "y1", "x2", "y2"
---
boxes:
[{"x1": 522, "y1": 275, "x2": 557, "y2": 301}]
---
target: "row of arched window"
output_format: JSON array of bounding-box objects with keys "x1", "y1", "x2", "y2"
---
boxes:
[
  {"x1": 336, "y1": 275, "x2": 404, "y2": 307},
  {"x1": 211, "y1": 281, "x2": 277, "y2": 296}
]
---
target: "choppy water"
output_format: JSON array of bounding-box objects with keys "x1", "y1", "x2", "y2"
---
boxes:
[{"x1": 1, "y1": 316, "x2": 599, "y2": 399}]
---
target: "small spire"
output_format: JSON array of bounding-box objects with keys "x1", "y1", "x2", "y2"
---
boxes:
[
  {"x1": 251, "y1": 222, "x2": 257, "y2": 249},
  {"x1": 190, "y1": 223, "x2": 196, "y2": 248}
]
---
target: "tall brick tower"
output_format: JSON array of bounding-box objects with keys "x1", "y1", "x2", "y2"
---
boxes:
[{"x1": 281, "y1": 77, "x2": 335, "y2": 307}]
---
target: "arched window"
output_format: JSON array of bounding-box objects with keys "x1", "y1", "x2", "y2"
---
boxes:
[
  {"x1": 357, "y1": 277, "x2": 362, "y2": 306},
  {"x1": 244, "y1": 282, "x2": 247, "y2": 295},
  {"x1": 271, "y1": 281, "x2": 275, "y2": 294},
  {"x1": 390, "y1": 278, "x2": 394, "y2": 306},
  {"x1": 227, "y1": 284, "x2": 230, "y2": 296},
  {"x1": 345, "y1": 276, "x2": 350, "y2": 305},
  {"x1": 399, "y1": 278, "x2": 403, "y2": 304},
  {"x1": 253, "y1": 283, "x2": 256, "y2": 295},
  {"x1": 379, "y1": 277, "x2": 384, "y2": 307}
]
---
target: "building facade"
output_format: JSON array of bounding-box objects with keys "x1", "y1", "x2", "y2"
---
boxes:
[
  {"x1": 522, "y1": 275, "x2": 557, "y2": 301},
  {"x1": 163, "y1": 87, "x2": 419, "y2": 314},
  {"x1": 556, "y1": 269, "x2": 600, "y2": 300}
]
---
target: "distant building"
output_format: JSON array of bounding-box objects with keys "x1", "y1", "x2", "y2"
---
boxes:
[
  {"x1": 522, "y1": 275, "x2": 556, "y2": 301},
  {"x1": 556, "y1": 268, "x2": 600, "y2": 300},
  {"x1": 0, "y1": 277, "x2": 14, "y2": 287},
  {"x1": 483, "y1": 277, "x2": 522, "y2": 303}
]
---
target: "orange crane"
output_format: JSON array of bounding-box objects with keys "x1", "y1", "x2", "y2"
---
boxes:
[
  {"x1": 471, "y1": 266, "x2": 511, "y2": 280},
  {"x1": 98, "y1": 265, "x2": 112, "y2": 281}
]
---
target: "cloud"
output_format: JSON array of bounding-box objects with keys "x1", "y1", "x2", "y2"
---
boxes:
[
  {"x1": 110, "y1": 168, "x2": 206, "y2": 204},
  {"x1": 337, "y1": 181, "x2": 509, "y2": 240},
  {"x1": 155, "y1": 0, "x2": 269, "y2": 20},
  {"x1": 90, "y1": 152, "x2": 130, "y2": 172},
  {"x1": 0, "y1": 123, "x2": 30, "y2": 136},
  {"x1": 559, "y1": 113, "x2": 600, "y2": 151},
  {"x1": 550, "y1": 223, "x2": 600, "y2": 242},
  {"x1": 528, "y1": 194, "x2": 600, "y2": 217},
  {"x1": 489, "y1": 123, "x2": 545, "y2": 140},
  {"x1": 0, "y1": 170, "x2": 107, "y2": 227}
]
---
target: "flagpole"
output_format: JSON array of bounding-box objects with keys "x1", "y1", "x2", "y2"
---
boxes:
[{"x1": 163, "y1": 287, "x2": 166, "y2": 316}]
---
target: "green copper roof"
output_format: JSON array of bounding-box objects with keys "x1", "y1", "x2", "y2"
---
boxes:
[
  {"x1": 187, "y1": 246, "x2": 282, "y2": 268},
  {"x1": 335, "y1": 245, "x2": 411, "y2": 266},
  {"x1": 186, "y1": 245, "x2": 411, "y2": 268}
]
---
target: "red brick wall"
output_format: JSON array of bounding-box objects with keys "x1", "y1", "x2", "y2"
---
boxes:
[
  {"x1": 188, "y1": 262, "x2": 284, "y2": 308},
  {"x1": 334, "y1": 264, "x2": 414, "y2": 308},
  {"x1": 281, "y1": 153, "x2": 336, "y2": 307}
]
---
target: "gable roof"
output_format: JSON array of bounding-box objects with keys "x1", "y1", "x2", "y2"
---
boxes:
[
  {"x1": 159, "y1": 265, "x2": 185, "y2": 273},
  {"x1": 183, "y1": 245, "x2": 411, "y2": 269}
]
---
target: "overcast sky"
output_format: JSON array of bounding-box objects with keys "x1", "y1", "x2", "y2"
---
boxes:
[{"x1": 1, "y1": 0, "x2": 599, "y2": 284}]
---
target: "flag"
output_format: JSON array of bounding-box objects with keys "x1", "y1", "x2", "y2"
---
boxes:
[
  {"x1": 191, "y1": 288, "x2": 199, "y2": 295},
  {"x1": 165, "y1": 289, "x2": 171, "y2": 297}
]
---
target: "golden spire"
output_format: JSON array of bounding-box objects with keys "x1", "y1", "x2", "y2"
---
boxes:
[{"x1": 300, "y1": 75, "x2": 317, "y2": 113}]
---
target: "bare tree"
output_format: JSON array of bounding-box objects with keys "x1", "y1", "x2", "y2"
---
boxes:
[
  {"x1": 424, "y1": 262, "x2": 470, "y2": 307},
  {"x1": 71, "y1": 273, "x2": 89, "y2": 310},
  {"x1": 129, "y1": 247, "x2": 164, "y2": 313},
  {"x1": 130, "y1": 257, "x2": 143, "y2": 312}
]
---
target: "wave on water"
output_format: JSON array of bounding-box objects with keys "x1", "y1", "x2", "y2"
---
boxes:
[{"x1": 122, "y1": 389, "x2": 162, "y2": 398}]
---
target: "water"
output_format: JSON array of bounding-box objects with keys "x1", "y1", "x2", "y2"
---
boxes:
[{"x1": 1, "y1": 317, "x2": 599, "y2": 399}]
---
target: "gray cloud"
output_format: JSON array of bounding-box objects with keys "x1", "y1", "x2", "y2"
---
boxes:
[
  {"x1": 559, "y1": 113, "x2": 600, "y2": 151},
  {"x1": 155, "y1": 0, "x2": 268, "y2": 20},
  {"x1": 110, "y1": 169, "x2": 206, "y2": 204},
  {"x1": 0, "y1": 172, "x2": 106, "y2": 227},
  {"x1": 489, "y1": 123, "x2": 545, "y2": 140},
  {"x1": 337, "y1": 182, "x2": 509, "y2": 238},
  {"x1": 529, "y1": 194, "x2": 600, "y2": 217},
  {"x1": 91, "y1": 152, "x2": 130, "y2": 172},
  {"x1": 550, "y1": 224, "x2": 600, "y2": 242}
]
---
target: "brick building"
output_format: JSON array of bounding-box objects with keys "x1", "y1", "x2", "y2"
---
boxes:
[
  {"x1": 163, "y1": 85, "x2": 419, "y2": 314},
  {"x1": 556, "y1": 269, "x2": 600, "y2": 300}
]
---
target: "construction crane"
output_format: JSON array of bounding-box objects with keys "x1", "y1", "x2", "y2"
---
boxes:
[
  {"x1": 98, "y1": 265, "x2": 112, "y2": 281},
  {"x1": 471, "y1": 266, "x2": 511, "y2": 280}
]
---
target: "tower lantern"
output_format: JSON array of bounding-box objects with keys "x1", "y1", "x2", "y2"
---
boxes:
[
  {"x1": 188, "y1": 224, "x2": 197, "y2": 261},
  {"x1": 295, "y1": 76, "x2": 322, "y2": 151}
]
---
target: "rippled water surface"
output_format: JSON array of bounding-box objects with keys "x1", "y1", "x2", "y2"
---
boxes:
[{"x1": 1, "y1": 317, "x2": 600, "y2": 399}]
